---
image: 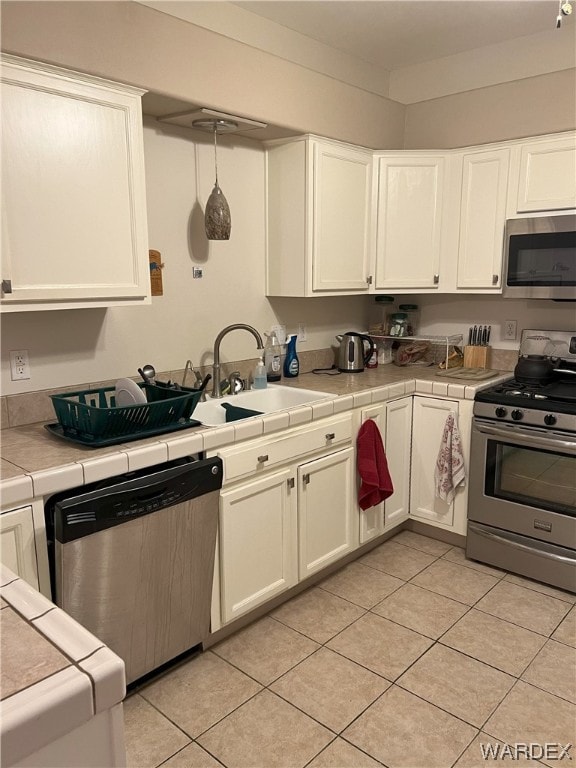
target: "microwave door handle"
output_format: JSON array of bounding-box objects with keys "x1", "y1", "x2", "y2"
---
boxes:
[
  {"x1": 468, "y1": 522, "x2": 576, "y2": 565},
  {"x1": 474, "y1": 421, "x2": 576, "y2": 452}
]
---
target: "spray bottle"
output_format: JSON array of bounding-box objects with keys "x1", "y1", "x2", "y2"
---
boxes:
[{"x1": 283, "y1": 334, "x2": 299, "y2": 378}]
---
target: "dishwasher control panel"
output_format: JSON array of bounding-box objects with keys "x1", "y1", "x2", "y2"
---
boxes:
[{"x1": 45, "y1": 455, "x2": 223, "y2": 544}]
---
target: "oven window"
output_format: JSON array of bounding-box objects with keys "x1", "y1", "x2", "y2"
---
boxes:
[
  {"x1": 508, "y1": 231, "x2": 576, "y2": 287},
  {"x1": 485, "y1": 440, "x2": 576, "y2": 516}
]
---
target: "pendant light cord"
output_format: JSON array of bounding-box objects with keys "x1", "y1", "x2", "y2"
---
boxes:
[{"x1": 213, "y1": 126, "x2": 219, "y2": 186}]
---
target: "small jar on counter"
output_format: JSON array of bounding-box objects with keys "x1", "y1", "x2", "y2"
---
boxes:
[
  {"x1": 369, "y1": 294, "x2": 396, "y2": 335},
  {"x1": 398, "y1": 304, "x2": 419, "y2": 336},
  {"x1": 388, "y1": 312, "x2": 409, "y2": 337}
]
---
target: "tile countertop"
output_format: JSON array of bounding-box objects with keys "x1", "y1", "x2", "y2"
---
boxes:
[
  {"x1": 0, "y1": 366, "x2": 512, "y2": 507},
  {"x1": 0, "y1": 564, "x2": 125, "y2": 766}
]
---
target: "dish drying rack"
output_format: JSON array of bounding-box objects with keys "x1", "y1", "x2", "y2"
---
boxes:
[{"x1": 368, "y1": 334, "x2": 464, "y2": 369}]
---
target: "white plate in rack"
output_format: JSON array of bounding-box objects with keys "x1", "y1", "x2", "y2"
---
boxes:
[{"x1": 115, "y1": 378, "x2": 147, "y2": 407}]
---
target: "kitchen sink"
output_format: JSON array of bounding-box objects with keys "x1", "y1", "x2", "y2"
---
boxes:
[{"x1": 192, "y1": 385, "x2": 333, "y2": 426}]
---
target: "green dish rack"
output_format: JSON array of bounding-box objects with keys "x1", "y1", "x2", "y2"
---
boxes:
[{"x1": 50, "y1": 383, "x2": 203, "y2": 444}]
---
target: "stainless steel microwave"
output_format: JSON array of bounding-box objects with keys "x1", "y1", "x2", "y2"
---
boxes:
[{"x1": 503, "y1": 214, "x2": 576, "y2": 300}]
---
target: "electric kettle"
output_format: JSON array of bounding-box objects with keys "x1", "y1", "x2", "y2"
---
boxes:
[{"x1": 336, "y1": 332, "x2": 375, "y2": 373}]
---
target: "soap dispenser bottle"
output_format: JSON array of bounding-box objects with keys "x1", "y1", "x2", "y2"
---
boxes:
[
  {"x1": 253, "y1": 358, "x2": 268, "y2": 389},
  {"x1": 283, "y1": 334, "x2": 299, "y2": 378}
]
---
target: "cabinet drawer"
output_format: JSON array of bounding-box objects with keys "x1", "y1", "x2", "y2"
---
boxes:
[{"x1": 219, "y1": 414, "x2": 353, "y2": 483}]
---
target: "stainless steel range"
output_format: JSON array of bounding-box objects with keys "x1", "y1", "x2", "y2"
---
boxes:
[{"x1": 467, "y1": 329, "x2": 576, "y2": 593}]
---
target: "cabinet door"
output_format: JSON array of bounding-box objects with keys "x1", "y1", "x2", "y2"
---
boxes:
[
  {"x1": 0, "y1": 56, "x2": 149, "y2": 310},
  {"x1": 410, "y1": 397, "x2": 459, "y2": 528},
  {"x1": 516, "y1": 136, "x2": 576, "y2": 212},
  {"x1": 385, "y1": 397, "x2": 412, "y2": 531},
  {"x1": 0, "y1": 506, "x2": 39, "y2": 589},
  {"x1": 457, "y1": 149, "x2": 510, "y2": 290},
  {"x1": 298, "y1": 447, "x2": 357, "y2": 579},
  {"x1": 358, "y1": 405, "x2": 386, "y2": 544},
  {"x1": 219, "y1": 469, "x2": 297, "y2": 623},
  {"x1": 375, "y1": 155, "x2": 445, "y2": 289},
  {"x1": 312, "y1": 142, "x2": 373, "y2": 292}
]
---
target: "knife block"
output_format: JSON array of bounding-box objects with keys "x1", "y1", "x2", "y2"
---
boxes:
[{"x1": 464, "y1": 345, "x2": 490, "y2": 369}]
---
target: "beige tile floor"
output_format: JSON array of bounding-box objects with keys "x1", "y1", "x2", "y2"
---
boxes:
[{"x1": 124, "y1": 531, "x2": 576, "y2": 768}]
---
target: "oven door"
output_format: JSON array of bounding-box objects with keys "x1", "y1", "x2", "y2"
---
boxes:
[
  {"x1": 467, "y1": 418, "x2": 576, "y2": 592},
  {"x1": 468, "y1": 419, "x2": 576, "y2": 545}
]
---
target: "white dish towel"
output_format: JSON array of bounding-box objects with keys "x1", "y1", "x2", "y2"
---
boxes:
[{"x1": 434, "y1": 411, "x2": 466, "y2": 504}]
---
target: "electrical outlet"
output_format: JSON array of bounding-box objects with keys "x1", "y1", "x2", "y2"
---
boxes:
[
  {"x1": 10, "y1": 349, "x2": 30, "y2": 380},
  {"x1": 504, "y1": 320, "x2": 517, "y2": 341},
  {"x1": 297, "y1": 323, "x2": 307, "y2": 342}
]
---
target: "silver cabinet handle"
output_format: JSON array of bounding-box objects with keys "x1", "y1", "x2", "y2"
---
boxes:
[
  {"x1": 492, "y1": 274, "x2": 499, "y2": 285},
  {"x1": 302, "y1": 473, "x2": 310, "y2": 485},
  {"x1": 433, "y1": 274, "x2": 439, "y2": 284},
  {"x1": 366, "y1": 275, "x2": 373, "y2": 285},
  {"x1": 2, "y1": 279, "x2": 12, "y2": 294},
  {"x1": 287, "y1": 477, "x2": 295, "y2": 489},
  {"x1": 257, "y1": 454, "x2": 269, "y2": 464},
  {"x1": 325, "y1": 432, "x2": 335, "y2": 440}
]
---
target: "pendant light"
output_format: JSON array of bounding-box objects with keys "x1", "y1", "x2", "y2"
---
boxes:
[{"x1": 192, "y1": 117, "x2": 237, "y2": 241}]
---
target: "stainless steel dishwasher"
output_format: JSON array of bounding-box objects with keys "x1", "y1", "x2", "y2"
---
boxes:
[{"x1": 45, "y1": 456, "x2": 223, "y2": 685}]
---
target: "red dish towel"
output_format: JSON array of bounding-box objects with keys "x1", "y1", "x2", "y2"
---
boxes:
[{"x1": 357, "y1": 418, "x2": 394, "y2": 511}]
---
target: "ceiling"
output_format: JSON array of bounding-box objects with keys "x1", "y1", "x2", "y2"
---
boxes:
[
  {"x1": 232, "y1": 0, "x2": 567, "y2": 71},
  {"x1": 138, "y1": 0, "x2": 575, "y2": 139}
]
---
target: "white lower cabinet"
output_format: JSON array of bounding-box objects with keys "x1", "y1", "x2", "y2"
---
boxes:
[
  {"x1": 358, "y1": 404, "x2": 386, "y2": 544},
  {"x1": 213, "y1": 415, "x2": 357, "y2": 626},
  {"x1": 0, "y1": 505, "x2": 39, "y2": 589},
  {"x1": 384, "y1": 397, "x2": 412, "y2": 532},
  {"x1": 298, "y1": 447, "x2": 356, "y2": 579},
  {"x1": 410, "y1": 396, "x2": 459, "y2": 529},
  {"x1": 358, "y1": 398, "x2": 412, "y2": 544},
  {"x1": 219, "y1": 468, "x2": 298, "y2": 624}
]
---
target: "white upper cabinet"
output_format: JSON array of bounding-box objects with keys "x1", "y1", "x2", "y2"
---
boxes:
[
  {"x1": 514, "y1": 134, "x2": 576, "y2": 213},
  {"x1": 456, "y1": 148, "x2": 510, "y2": 290},
  {"x1": 266, "y1": 136, "x2": 373, "y2": 297},
  {"x1": 374, "y1": 154, "x2": 447, "y2": 290},
  {"x1": 0, "y1": 55, "x2": 150, "y2": 312}
]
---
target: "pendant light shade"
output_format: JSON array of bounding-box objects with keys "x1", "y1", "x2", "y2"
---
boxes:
[
  {"x1": 193, "y1": 118, "x2": 237, "y2": 241},
  {"x1": 205, "y1": 182, "x2": 231, "y2": 240}
]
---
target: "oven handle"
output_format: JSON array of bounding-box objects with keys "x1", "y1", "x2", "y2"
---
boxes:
[
  {"x1": 473, "y1": 421, "x2": 576, "y2": 452},
  {"x1": 468, "y1": 522, "x2": 575, "y2": 565}
]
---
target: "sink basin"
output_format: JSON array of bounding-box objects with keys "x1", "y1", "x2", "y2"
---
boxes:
[{"x1": 192, "y1": 385, "x2": 333, "y2": 426}]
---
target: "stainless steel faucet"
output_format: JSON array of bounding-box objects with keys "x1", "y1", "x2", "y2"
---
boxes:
[{"x1": 211, "y1": 324, "x2": 264, "y2": 398}]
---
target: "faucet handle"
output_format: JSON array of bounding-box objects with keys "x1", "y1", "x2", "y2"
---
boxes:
[{"x1": 229, "y1": 371, "x2": 245, "y2": 395}]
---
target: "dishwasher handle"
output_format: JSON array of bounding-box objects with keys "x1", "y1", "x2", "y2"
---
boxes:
[{"x1": 53, "y1": 456, "x2": 223, "y2": 544}]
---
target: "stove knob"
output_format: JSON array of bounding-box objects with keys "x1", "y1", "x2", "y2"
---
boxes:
[
  {"x1": 495, "y1": 407, "x2": 507, "y2": 418},
  {"x1": 544, "y1": 414, "x2": 557, "y2": 426},
  {"x1": 511, "y1": 409, "x2": 524, "y2": 421}
]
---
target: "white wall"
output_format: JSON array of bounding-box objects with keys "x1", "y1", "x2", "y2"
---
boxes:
[
  {"x1": 397, "y1": 294, "x2": 575, "y2": 349},
  {"x1": 404, "y1": 69, "x2": 576, "y2": 149},
  {"x1": 0, "y1": 1, "x2": 405, "y2": 150},
  {"x1": 0, "y1": 120, "x2": 368, "y2": 395}
]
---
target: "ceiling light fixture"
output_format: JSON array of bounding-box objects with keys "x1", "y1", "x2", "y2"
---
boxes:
[
  {"x1": 192, "y1": 117, "x2": 238, "y2": 240},
  {"x1": 556, "y1": 0, "x2": 572, "y2": 28}
]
